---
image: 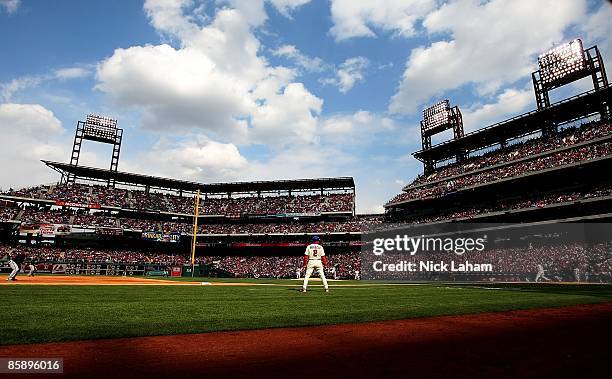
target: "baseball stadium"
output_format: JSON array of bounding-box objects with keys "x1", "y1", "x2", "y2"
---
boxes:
[{"x1": 1, "y1": 1, "x2": 612, "y2": 378}]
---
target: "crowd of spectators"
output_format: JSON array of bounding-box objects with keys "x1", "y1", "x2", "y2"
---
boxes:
[
  {"x1": 89, "y1": 185, "x2": 129, "y2": 208},
  {"x1": 3, "y1": 183, "x2": 354, "y2": 216},
  {"x1": 4, "y1": 186, "x2": 43, "y2": 199},
  {"x1": 5, "y1": 183, "x2": 610, "y2": 232},
  {"x1": 201, "y1": 252, "x2": 360, "y2": 279},
  {"x1": 20, "y1": 207, "x2": 71, "y2": 224},
  {"x1": 481, "y1": 243, "x2": 612, "y2": 281},
  {"x1": 44, "y1": 183, "x2": 92, "y2": 204},
  {"x1": 72, "y1": 214, "x2": 118, "y2": 228},
  {"x1": 0, "y1": 244, "x2": 190, "y2": 266},
  {"x1": 406, "y1": 121, "x2": 612, "y2": 189},
  {"x1": 1, "y1": 201, "x2": 381, "y2": 234},
  {"x1": 121, "y1": 218, "x2": 161, "y2": 231},
  {"x1": 0, "y1": 206, "x2": 19, "y2": 222},
  {"x1": 158, "y1": 217, "x2": 384, "y2": 235},
  {"x1": 8, "y1": 182, "x2": 612, "y2": 232},
  {"x1": 388, "y1": 140, "x2": 612, "y2": 204},
  {"x1": 401, "y1": 186, "x2": 612, "y2": 224}
]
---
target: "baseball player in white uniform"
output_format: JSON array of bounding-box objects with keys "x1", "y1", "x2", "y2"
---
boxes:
[
  {"x1": 301, "y1": 236, "x2": 329, "y2": 293},
  {"x1": 573, "y1": 267, "x2": 580, "y2": 282},
  {"x1": 535, "y1": 264, "x2": 551, "y2": 282},
  {"x1": 27, "y1": 262, "x2": 36, "y2": 277}
]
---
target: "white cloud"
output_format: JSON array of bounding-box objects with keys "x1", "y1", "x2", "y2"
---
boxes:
[
  {"x1": 320, "y1": 110, "x2": 398, "y2": 151},
  {"x1": 96, "y1": 2, "x2": 323, "y2": 147},
  {"x1": 245, "y1": 145, "x2": 355, "y2": 181},
  {"x1": 96, "y1": 43, "x2": 253, "y2": 141},
  {"x1": 272, "y1": 44, "x2": 326, "y2": 72},
  {"x1": 323, "y1": 110, "x2": 372, "y2": 135},
  {"x1": 329, "y1": 0, "x2": 436, "y2": 41},
  {"x1": 582, "y1": 2, "x2": 612, "y2": 66},
  {"x1": 251, "y1": 82, "x2": 323, "y2": 145},
  {"x1": 0, "y1": 0, "x2": 20, "y2": 14},
  {"x1": 134, "y1": 135, "x2": 353, "y2": 186},
  {"x1": 144, "y1": 0, "x2": 199, "y2": 37},
  {"x1": 0, "y1": 104, "x2": 66, "y2": 189},
  {"x1": 321, "y1": 56, "x2": 369, "y2": 93},
  {"x1": 461, "y1": 86, "x2": 533, "y2": 132},
  {"x1": 0, "y1": 103, "x2": 63, "y2": 135},
  {"x1": 136, "y1": 136, "x2": 248, "y2": 182},
  {"x1": 1, "y1": 66, "x2": 92, "y2": 101},
  {"x1": 0, "y1": 76, "x2": 42, "y2": 102},
  {"x1": 54, "y1": 67, "x2": 91, "y2": 80},
  {"x1": 269, "y1": 0, "x2": 311, "y2": 18},
  {"x1": 389, "y1": 0, "x2": 587, "y2": 115},
  {"x1": 220, "y1": 0, "x2": 312, "y2": 27}
]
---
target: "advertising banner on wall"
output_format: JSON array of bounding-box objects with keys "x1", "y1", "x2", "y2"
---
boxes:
[
  {"x1": 19, "y1": 223, "x2": 71, "y2": 236},
  {"x1": 52, "y1": 264, "x2": 68, "y2": 274},
  {"x1": 142, "y1": 231, "x2": 180, "y2": 242},
  {"x1": 55, "y1": 199, "x2": 101, "y2": 209},
  {"x1": 96, "y1": 227, "x2": 123, "y2": 236}
]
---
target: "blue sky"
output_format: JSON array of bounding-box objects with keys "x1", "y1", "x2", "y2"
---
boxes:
[{"x1": 0, "y1": 0, "x2": 610, "y2": 213}]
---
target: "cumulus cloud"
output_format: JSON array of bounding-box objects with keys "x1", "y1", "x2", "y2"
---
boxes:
[
  {"x1": 0, "y1": 103, "x2": 63, "y2": 135},
  {"x1": 581, "y1": 1, "x2": 612, "y2": 66},
  {"x1": 389, "y1": 0, "x2": 587, "y2": 115},
  {"x1": 0, "y1": 76, "x2": 42, "y2": 102},
  {"x1": 245, "y1": 145, "x2": 355, "y2": 181},
  {"x1": 272, "y1": 44, "x2": 326, "y2": 72},
  {"x1": 251, "y1": 82, "x2": 323, "y2": 145},
  {"x1": 53, "y1": 67, "x2": 91, "y2": 80},
  {"x1": 136, "y1": 136, "x2": 248, "y2": 182},
  {"x1": 322, "y1": 110, "x2": 375, "y2": 135},
  {"x1": 96, "y1": 1, "x2": 323, "y2": 147},
  {"x1": 329, "y1": 0, "x2": 436, "y2": 41},
  {"x1": 461, "y1": 86, "x2": 533, "y2": 132},
  {"x1": 0, "y1": 103, "x2": 67, "y2": 189},
  {"x1": 0, "y1": 66, "x2": 91, "y2": 101},
  {"x1": 321, "y1": 56, "x2": 369, "y2": 93},
  {"x1": 0, "y1": 0, "x2": 19, "y2": 14}
]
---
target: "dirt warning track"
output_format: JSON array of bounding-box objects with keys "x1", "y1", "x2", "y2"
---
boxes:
[{"x1": 0, "y1": 303, "x2": 610, "y2": 379}]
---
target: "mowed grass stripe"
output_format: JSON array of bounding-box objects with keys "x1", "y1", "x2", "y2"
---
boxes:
[{"x1": 0, "y1": 283, "x2": 610, "y2": 345}]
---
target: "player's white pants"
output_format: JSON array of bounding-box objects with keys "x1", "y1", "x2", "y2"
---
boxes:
[
  {"x1": 535, "y1": 271, "x2": 550, "y2": 282},
  {"x1": 302, "y1": 260, "x2": 328, "y2": 290},
  {"x1": 8, "y1": 260, "x2": 19, "y2": 280}
]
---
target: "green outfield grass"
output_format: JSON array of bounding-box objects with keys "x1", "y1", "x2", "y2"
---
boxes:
[{"x1": 1, "y1": 280, "x2": 611, "y2": 345}]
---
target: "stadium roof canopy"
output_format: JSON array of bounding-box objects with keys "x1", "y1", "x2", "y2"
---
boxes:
[
  {"x1": 413, "y1": 85, "x2": 611, "y2": 163},
  {"x1": 42, "y1": 161, "x2": 355, "y2": 194}
]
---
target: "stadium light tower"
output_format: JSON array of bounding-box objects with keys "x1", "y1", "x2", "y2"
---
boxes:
[
  {"x1": 419, "y1": 100, "x2": 465, "y2": 173},
  {"x1": 532, "y1": 39, "x2": 608, "y2": 111},
  {"x1": 66, "y1": 114, "x2": 123, "y2": 186}
]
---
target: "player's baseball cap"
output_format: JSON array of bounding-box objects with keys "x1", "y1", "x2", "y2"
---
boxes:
[{"x1": 312, "y1": 235, "x2": 321, "y2": 242}]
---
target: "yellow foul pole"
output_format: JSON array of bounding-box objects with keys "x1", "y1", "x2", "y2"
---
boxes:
[{"x1": 191, "y1": 189, "x2": 201, "y2": 276}]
